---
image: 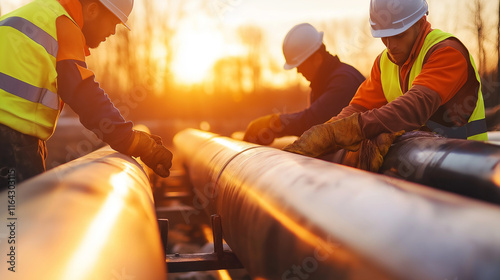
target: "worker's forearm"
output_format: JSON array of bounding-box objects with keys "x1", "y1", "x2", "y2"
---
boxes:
[
  {"x1": 359, "y1": 85, "x2": 442, "y2": 139},
  {"x1": 335, "y1": 104, "x2": 367, "y2": 121},
  {"x1": 57, "y1": 60, "x2": 134, "y2": 152}
]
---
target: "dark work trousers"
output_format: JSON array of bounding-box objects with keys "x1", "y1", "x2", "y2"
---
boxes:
[{"x1": 0, "y1": 124, "x2": 47, "y2": 190}]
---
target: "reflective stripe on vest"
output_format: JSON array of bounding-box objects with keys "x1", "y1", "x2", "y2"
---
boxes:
[
  {"x1": 0, "y1": 72, "x2": 59, "y2": 110},
  {"x1": 0, "y1": 16, "x2": 58, "y2": 57},
  {"x1": 379, "y1": 29, "x2": 487, "y2": 141},
  {"x1": 0, "y1": 0, "x2": 76, "y2": 140}
]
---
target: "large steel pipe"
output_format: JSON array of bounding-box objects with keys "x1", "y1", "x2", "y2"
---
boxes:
[
  {"x1": 174, "y1": 128, "x2": 500, "y2": 280},
  {"x1": 380, "y1": 132, "x2": 500, "y2": 205},
  {"x1": 0, "y1": 147, "x2": 166, "y2": 280}
]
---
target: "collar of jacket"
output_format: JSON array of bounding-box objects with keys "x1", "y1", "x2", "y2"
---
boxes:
[
  {"x1": 58, "y1": 0, "x2": 91, "y2": 56},
  {"x1": 58, "y1": 0, "x2": 84, "y2": 28},
  {"x1": 309, "y1": 52, "x2": 342, "y2": 91}
]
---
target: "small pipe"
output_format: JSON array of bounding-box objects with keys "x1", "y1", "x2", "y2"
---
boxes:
[{"x1": 380, "y1": 131, "x2": 500, "y2": 205}]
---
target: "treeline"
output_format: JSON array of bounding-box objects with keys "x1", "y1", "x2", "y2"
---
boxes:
[{"x1": 80, "y1": 0, "x2": 500, "y2": 121}]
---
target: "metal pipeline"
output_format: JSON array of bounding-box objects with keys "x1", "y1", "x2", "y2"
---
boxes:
[
  {"x1": 380, "y1": 131, "x2": 500, "y2": 205},
  {"x1": 0, "y1": 147, "x2": 166, "y2": 280},
  {"x1": 174, "y1": 128, "x2": 500, "y2": 280}
]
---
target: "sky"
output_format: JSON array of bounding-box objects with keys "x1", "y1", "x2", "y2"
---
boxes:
[
  {"x1": 221, "y1": 0, "x2": 369, "y2": 24},
  {"x1": 216, "y1": 0, "x2": 373, "y2": 71},
  {"x1": 0, "y1": 0, "x2": 374, "y2": 84},
  {"x1": 1, "y1": 0, "x2": 497, "y2": 84}
]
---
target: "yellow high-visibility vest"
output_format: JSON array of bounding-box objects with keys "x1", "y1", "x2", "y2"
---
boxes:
[
  {"x1": 0, "y1": 0, "x2": 77, "y2": 140},
  {"x1": 379, "y1": 29, "x2": 487, "y2": 141}
]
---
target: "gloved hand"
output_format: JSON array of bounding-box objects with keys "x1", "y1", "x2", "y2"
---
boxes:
[
  {"x1": 283, "y1": 113, "x2": 362, "y2": 157},
  {"x1": 243, "y1": 114, "x2": 282, "y2": 145},
  {"x1": 126, "y1": 130, "x2": 173, "y2": 177},
  {"x1": 353, "y1": 130, "x2": 404, "y2": 172}
]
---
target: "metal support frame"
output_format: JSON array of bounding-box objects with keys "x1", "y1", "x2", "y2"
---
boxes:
[
  {"x1": 158, "y1": 219, "x2": 169, "y2": 254},
  {"x1": 165, "y1": 214, "x2": 244, "y2": 273}
]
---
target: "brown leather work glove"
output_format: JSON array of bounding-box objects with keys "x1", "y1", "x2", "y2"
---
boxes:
[
  {"x1": 243, "y1": 114, "x2": 282, "y2": 145},
  {"x1": 350, "y1": 131, "x2": 404, "y2": 172},
  {"x1": 126, "y1": 130, "x2": 173, "y2": 177},
  {"x1": 283, "y1": 113, "x2": 363, "y2": 157}
]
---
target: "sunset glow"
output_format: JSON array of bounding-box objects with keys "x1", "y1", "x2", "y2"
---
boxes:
[
  {"x1": 1, "y1": 0, "x2": 495, "y2": 88},
  {"x1": 171, "y1": 27, "x2": 226, "y2": 85}
]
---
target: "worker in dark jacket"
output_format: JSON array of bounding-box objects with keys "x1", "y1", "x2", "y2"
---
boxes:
[
  {"x1": 284, "y1": 0, "x2": 487, "y2": 172},
  {"x1": 0, "y1": 0, "x2": 172, "y2": 187},
  {"x1": 243, "y1": 23, "x2": 365, "y2": 145}
]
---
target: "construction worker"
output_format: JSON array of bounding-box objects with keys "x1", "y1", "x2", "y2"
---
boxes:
[
  {"x1": 243, "y1": 23, "x2": 365, "y2": 145},
  {"x1": 284, "y1": 0, "x2": 487, "y2": 171},
  {"x1": 0, "y1": 0, "x2": 172, "y2": 187}
]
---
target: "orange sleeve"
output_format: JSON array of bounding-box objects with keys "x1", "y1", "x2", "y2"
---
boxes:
[
  {"x1": 56, "y1": 15, "x2": 94, "y2": 79},
  {"x1": 349, "y1": 55, "x2": 388, "y2": 110},
  {"x1": 411, "y1": 46, "x2": 468, "y2": 105},
  {"x1": 56, "y1": 15, "x2": 89, "y2": 62}
]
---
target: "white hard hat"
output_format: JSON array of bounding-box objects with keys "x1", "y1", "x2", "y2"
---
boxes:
[
  {"x1": 99, "y1": 0, "x2": 134, "y2": 30},
  {"x1": 282, "y1": 23, "x2": 324, "y2": 70},
  {"x1": 369, "y1": 0, "x2": 428, "y2": 38}
]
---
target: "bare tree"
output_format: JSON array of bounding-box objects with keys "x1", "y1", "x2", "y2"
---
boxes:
[
  {"x1": 87, "y1": 0, "x2": 192, "y2": 96},
  {"x1": 497, "y1": 0, "x2": 500, "y2": 86},
  {"x1": 320, "y1": 18, "x2": 375, "y2": 76},
  {"x1": 211, "y1": 56, "x2": 245, "y2": 94},
  {"x1": 469, "y1": 0, "x2": 487, "y2": 75},
  {"x1": 238, "y1": 25, "x2": 265, "y2": 93},
  {"x1": 159, "y1": 0, "x2": 189, "y2": 92}
]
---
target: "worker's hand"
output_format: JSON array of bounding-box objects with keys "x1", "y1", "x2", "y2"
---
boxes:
[
  {"x1": 355, "y1": 130, "x2": 404, "y2": 172},
  {"x1": 126, "y1": 130, "x2": 173, "y2": 177},
  {"x1": 283, "y1": 113, "x2": 363, "y2": 157},
  {"x1": 243, "y1": 114, "x2": 282, "y2": 145}
]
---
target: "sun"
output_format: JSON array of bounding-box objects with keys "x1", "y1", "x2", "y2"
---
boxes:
[{"x1": 171, "y1": 26, "x2": 225, "y2": 85}]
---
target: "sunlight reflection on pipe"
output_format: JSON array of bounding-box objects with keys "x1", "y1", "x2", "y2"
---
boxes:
[
  {"x1": 212, "y1": 137, "x2": 247, "y2": 153},
  {"x1": 492, "y1": 164, "x2": 500, "y2": 187},
  {"x1": 218, "y1": 269, "x2": 232, "y2": 280},
  {"x1": 201, "y1": 224, "x2": 213, "y2": 243},
  {"x1": 61, "y1": 169, "x2": 132, "y2": 280},
  {"x1": 245, "y1": 186, "x2": 333, "y2": 253}
]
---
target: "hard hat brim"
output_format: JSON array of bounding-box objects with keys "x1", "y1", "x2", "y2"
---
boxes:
[
  {"x1": 283, "y1": 62, "x2": 297, "y2": 70},
  {"x1": 370, "y1": 25, "x2": 412, "y2": 38},
  {"x1": 100, "y1": 0, "x2": 132, "y2": 31},
  {"x1": 122, "y1": 22, "x2": 131, "y2": 31}
]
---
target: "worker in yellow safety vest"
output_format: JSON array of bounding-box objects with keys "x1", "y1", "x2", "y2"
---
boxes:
[
  {"x1": 284, "y1": 0, "x2": 487, "y2": 172},
  {"x1": 0, "y1": 0, "x2": 172, "y2": 187}
]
